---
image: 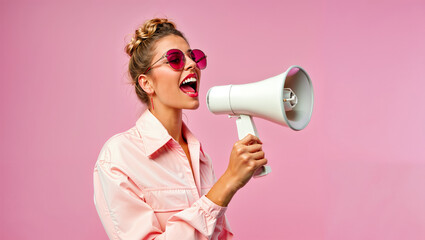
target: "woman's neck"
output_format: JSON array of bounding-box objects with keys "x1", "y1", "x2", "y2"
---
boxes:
[{"x1": 149, "y1": 106, "x2": 185, "y2": 145}]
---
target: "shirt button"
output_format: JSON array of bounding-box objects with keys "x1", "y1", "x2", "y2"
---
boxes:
[{"x1": 178, "y1": 172, "x2": 184, "y2": 179}]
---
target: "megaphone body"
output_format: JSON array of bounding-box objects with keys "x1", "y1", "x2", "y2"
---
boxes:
[{"x1": 206, "y1": 65, "x2": 314, "y2": 178}]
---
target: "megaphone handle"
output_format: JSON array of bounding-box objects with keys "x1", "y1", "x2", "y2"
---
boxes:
[{"x1": 235, "y1": 115, "x2": 271, "y2": 178}]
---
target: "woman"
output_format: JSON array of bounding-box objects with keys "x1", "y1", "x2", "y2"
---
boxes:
[{"x1": 93, "y1": 18, "x2": 267, "y2": 240}]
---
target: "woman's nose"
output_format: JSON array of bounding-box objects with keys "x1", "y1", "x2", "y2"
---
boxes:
[{"x1": 184, "y1": 55, "x2": 197, "y2": 70}]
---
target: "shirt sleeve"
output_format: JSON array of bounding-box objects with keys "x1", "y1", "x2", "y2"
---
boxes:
[{"x1": 93, "y1": 147, "x2": 233, "y2": 240}]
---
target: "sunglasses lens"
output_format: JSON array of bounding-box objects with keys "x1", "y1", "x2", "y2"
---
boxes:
[
  {"x1": 191, "y1": 49, "x2": 207, "y2": 70},
  {"x1": 166, "y1": 49, "x2": 185, "y2": 70}
]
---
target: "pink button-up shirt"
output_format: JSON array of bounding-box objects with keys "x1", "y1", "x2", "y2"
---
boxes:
[{"x1": 93, "y1": 110, "x2": 233, "y2": 240}]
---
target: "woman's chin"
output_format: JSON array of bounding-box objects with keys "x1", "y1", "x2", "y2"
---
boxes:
[
  {"x1": 186, "y1": 101, "x2": 200, "y2": 110},
  {"x1": 182, "y1": 98, "x2": 200, "y2": 110}
]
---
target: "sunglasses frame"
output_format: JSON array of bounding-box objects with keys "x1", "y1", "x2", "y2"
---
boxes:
[{"x1": 143, "y1": 48, "x2": 207, "y2": 74}]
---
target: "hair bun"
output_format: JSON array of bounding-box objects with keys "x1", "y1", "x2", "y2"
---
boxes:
[{"x1": 125, "y1": 18, "x2": 176, "y2": 57}]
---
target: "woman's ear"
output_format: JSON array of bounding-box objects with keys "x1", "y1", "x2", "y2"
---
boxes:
[{"x1": 138, "y1": 74, "x2": 154, "y2": 95}]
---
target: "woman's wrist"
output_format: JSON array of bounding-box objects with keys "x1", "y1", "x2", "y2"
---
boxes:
[{"x1": 206, "y1": 172, "x2": 238, "y2": 207}]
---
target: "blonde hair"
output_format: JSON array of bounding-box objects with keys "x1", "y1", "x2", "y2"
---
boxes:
[{"x1": 125, "y1": 18, "x2": 187, "y2": 105}]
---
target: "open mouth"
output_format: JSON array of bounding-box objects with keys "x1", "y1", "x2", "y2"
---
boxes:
[{"x1": 179, "y1": 74, "x2": 198, "y2": 97}]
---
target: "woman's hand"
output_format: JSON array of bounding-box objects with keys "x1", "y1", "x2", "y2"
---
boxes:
[
  {"x1": 224, "y1": 134, "x2": 268, "y2": 192},
  {"x1": 206, "y1": 134, "x2": 267, "y2": 207}
]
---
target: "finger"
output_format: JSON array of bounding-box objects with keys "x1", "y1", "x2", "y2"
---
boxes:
[
  {"x1": 251, "y1": 150, "x2": 265, "y2": 160},
  {"x1": 240, "y1": 134, "x2": 262, "y2": 145},
  {"x1": 255, "y1": 158, "x2": 268, "y2": 168},
  {"x1": 245, "y1": 143, "x2": 262, "y2": 153}
]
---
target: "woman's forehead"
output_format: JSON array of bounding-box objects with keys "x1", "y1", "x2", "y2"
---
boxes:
[{"x1": 153, "y1": 35, "x2": 190, "y2": 57}]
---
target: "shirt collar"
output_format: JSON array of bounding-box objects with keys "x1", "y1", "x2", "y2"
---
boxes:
[
  {"x1": 136, "y1": 109, "x2": 206, "y2": 160},
  {"x1": 181, "y1": 120, "x2": 207, "y2": 160}
]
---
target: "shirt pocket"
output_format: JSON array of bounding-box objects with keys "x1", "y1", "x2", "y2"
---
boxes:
[{"x1": 144, "y1": 188, "x2": 191, "y2": 212}]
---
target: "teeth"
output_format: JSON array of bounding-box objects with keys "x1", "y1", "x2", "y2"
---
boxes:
[{"x1": 181, "y1": 77, "x2": 197, "y2": 85}]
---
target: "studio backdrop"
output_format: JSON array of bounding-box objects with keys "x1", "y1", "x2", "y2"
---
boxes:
[{"x1": 1, "y1": 0, "x2": 424, "y2": 239}]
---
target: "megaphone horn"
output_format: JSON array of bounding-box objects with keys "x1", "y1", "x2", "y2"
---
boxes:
[{"x1": 206, "y1": 65, "x2": 314, "y2": 178}]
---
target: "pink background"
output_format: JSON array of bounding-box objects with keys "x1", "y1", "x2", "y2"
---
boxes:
[{"x1": 1, "y1": 0, "x2": 424, "y2": 239}]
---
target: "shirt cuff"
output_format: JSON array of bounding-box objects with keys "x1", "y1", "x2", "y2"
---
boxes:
[{"x1": 198, "y1": 195, "x2": 228, "y2": 219}]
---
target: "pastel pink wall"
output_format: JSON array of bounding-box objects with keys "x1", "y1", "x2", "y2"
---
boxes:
[{"x1": 1, "y1": 0, "x2": 424, "y2": 239}]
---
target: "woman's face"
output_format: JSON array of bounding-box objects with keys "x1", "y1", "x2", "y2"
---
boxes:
[{"x1": 145, "y1": 35, "x2": 201, "y2": 111}]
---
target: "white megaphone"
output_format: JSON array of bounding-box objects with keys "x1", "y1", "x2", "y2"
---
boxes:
[{"x1": 206, "y1": 65, "x2": 314, "y2": 178}]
